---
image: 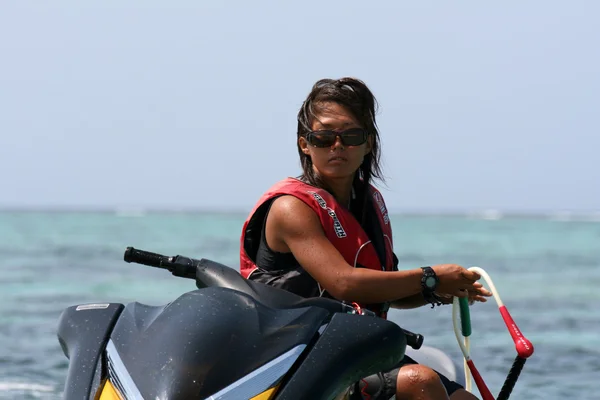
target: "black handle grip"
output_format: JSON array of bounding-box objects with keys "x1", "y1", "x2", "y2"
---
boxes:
[
  {"x1": 124, "y1": 247, "x2": 170, "y2": 268},
  {"x1": 497, "y1": 356, "x2": 527, "y2": 400},
  {"x1": 402, "y1": 329, "x2": 424, "y2": 350}
]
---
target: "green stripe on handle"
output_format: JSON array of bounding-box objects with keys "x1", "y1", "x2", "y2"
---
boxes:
[{"x1": 459, "y1": 297, "x2": 472, "y2": 336}]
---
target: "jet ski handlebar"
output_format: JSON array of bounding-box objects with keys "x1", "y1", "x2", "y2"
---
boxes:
[
  {"x1": 124, "y1": 246, "x2": 196, "y2": 279},
  {"x1": 124, "y1": 246, "x2": 172, "y2": 267}
]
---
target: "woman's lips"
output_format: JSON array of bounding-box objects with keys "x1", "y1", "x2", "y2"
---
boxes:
[{"x1": 328, "y1": 155, "x2": 348, "y2": 163}]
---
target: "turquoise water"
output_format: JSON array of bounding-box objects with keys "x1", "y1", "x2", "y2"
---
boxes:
[{"x1": 0, "y1": 211, "x2": 598, "y2": 399}]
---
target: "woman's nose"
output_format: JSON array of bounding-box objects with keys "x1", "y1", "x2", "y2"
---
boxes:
[{"x1": 331, "y1": 135, "x2": 345, "y2": 149}]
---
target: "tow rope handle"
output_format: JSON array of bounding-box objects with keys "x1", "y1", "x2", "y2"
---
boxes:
[{"x1": 452, "y1": 267, "x2": 534, "y2": 400}]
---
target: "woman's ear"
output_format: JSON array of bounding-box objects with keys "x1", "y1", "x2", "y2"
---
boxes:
[{"x1": 299, "y1": 136, "x2": 311, "y2": 155}]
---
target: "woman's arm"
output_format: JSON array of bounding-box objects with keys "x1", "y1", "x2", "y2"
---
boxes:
[
  {"x1": 266, "y1": 195, "x2": 490, "y2": 304},
  {"x1": 391, "y1": 291, "x2": 489, "y2": 309},
  {"x1": 390, "y1": 294, "x2": 429, "y2": 309}
]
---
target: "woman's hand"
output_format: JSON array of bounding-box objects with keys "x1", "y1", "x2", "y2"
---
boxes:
[
  {"x1": 467, "y1": 282, "x2": 491, "y2": 303},
  {"x1": 434, "y1": 288, "x2": 490, "y2": 306},
  {"x1": 431, "y1": 264, "x2": 492, "y2": 300}
]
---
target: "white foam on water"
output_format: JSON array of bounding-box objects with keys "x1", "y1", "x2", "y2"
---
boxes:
[
  {"x1": 0, "y1": 382, "x2": 54, "y2": 392},
  {"x1": 114, "y1": 206, "x2": 147, "y2": 217},
  {"x1": 586, "y1": 211, "x2": 600, "y2": 222},
  {"x1": 548, "y1": 211, "x2": 573, "y2": 221},
  {"x1": 467, "y1": 209, "x2": 503, "y2": 220},
  {"x1": 547, "y1": 210, "x2": 600, "y2": 222}
]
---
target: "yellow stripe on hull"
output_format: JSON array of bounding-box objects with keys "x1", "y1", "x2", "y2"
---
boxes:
[
  {"x1": 249, "y1": 385, "x2": 279, "y2": 400},
  {"x1": 98, "y1": 380, "x2": 122, "y2": 400}
]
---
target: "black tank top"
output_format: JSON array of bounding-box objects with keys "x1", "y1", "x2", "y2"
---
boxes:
[
  {"x1": 251, "y1": 199, "x2": 321, "y2": 296},
  {"x1": 255, "y1": 201, "x2": 301, "y2": 272}
]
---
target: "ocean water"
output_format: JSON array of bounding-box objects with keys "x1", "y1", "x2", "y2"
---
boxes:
[{"x1": 0, "y1": 211, "x2": 598, "y2": 399}]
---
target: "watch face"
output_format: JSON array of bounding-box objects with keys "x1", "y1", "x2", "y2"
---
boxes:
[{"x1": 425, "y1": 276, "x2": 436, "y2": 289}]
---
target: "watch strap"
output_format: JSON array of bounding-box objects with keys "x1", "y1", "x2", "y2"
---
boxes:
[{"x1": 420, "y1": 266, "x2": 444, "y2": 308}]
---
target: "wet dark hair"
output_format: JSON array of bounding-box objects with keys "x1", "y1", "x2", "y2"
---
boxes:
[{"x1": 296, "y1": 77, "x2": 385, "y2": 194}]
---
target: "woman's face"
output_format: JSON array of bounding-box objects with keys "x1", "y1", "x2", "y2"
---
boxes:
[{"x1": 299, "y1": 101, "x2": 372, "y2": 180}]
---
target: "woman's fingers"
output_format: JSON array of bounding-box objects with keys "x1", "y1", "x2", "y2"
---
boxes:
[
  {"x1": 460, "y1": 283, "x2": 492, "y2": 297},
  {"x1": 472, "y1": 282, "x2": 493, "y2": 295},
  {"x1": 452, "y1": 289, "x2": 469, "y2": 298},
  {"x1": 470, "y1": 295, "x2": 488, "y2": 303},
  {"x1": 477, "y1": 287, "x2": 492, "y2": 296},
  {"x1": 461, "y1": 268, "x2": 481, "y2": 282}
]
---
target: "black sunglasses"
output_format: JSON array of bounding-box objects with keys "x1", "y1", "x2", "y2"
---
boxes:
[{"x1": 305, "y1": 128, "x2": 368, "y2": 148}]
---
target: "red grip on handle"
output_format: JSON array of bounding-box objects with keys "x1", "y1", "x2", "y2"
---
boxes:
[
  {"x1": 499, "y1": 306, "x2": 534, "y2": 358},
  {"x1": 466, "y1": 360, "x2": 495, "y2": 400}
]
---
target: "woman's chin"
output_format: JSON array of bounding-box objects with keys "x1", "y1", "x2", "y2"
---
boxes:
[{"x1": 317, "y1": 165, "x2": 357, "y2": 180}]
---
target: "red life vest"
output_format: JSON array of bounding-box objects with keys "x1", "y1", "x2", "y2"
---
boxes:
[{"x1": 239, "y1": 177, "x2": 395, "y2": 317}]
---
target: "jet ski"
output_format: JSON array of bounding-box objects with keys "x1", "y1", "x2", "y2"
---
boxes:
[{"x1": 56, "y1": 246, "x2": 465, "y2": 400}]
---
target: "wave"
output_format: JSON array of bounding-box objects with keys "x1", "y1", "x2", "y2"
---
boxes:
[
  {"x1": 547, "y1": 211, "x2": 600, "y2": 222},
  {"x1": 114, "y1": 207, "x2": 147, "y2": 217},
  {"x1": 0, "y1": 381, "x2": 55, "y2": 393},
  {"x1": 466, "y1": 209, "x2": 503, "y2": 220}
]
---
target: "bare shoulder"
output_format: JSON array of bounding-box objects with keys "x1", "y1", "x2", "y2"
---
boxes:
[
  {"x1": 268, "y1": 195, "x2": 324, "y2": 239},
  {"x1": 265, "y1": 195, "x2": 353, "y2": 300},
  {"x1": 270, "y1": 195, "x2": 313, "y2": 218}
]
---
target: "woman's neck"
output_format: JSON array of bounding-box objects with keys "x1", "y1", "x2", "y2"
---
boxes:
[
  {"x1": 314, "y1": 173, "x2": 355, "y2": 208},
  {"x1": 329, "y1": 178, "x2": 354, "y2": 207}
]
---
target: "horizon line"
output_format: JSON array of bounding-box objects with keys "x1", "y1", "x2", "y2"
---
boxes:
[{"x1": 0, "y1": 205, "x2": 598, "y2": 218}]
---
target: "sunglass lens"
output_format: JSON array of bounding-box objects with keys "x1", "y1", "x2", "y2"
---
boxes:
[
  {"x1": 308, "y1": 132, "x2": 337, "y2": 147},
  {"x1": 307, "y1": 129, "x2": 367, "y2": 147},
  {"x1": 341, "y1": 128, "x2": 367, "y2": 146}
]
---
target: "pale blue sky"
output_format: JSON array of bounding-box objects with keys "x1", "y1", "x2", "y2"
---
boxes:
[{"x1": 1, "y1": 1, "x2": 598, "y2": 213}]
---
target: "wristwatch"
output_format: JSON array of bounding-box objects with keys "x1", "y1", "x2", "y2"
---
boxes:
[{"x1": 421, "y1": 266, "x2": 443, "y2": 307}]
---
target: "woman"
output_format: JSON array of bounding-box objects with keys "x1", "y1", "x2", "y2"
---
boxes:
[{"x1": 240, "y1": 77, "x2": 491, "y2": 399}]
